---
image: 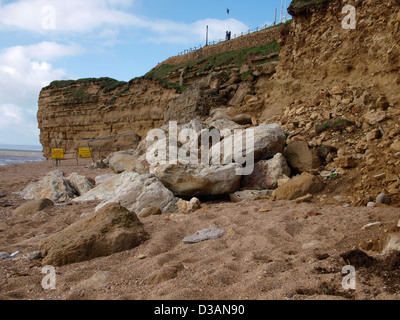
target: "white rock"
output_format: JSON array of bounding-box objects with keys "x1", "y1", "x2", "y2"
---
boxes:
[
  {"x1": 67, "y1": 172, "x2": 94, "y2": 196},
  {"x1": 209, "y1": 123, "x2": 286, "y2": 165},
  {"x1": 183, "y1": 227, "x2": 226, "y2": 244},
  {"x1": 94, "y1": 174, "x2": 116, "y2": 185},
  {"x1": 74, "y1": 172, "x2": 178, "y2": 213},
  {"x1": 150, "y1": 162, "x2": 242, "y2": 197},
  {"x1": 20, "y1": 171, "x2": 76, "y2": 202},
  {"x1": 361, "y1": 222, "x2": 381, "y2": 230},
  {"x1": 382, "y1": 233, "x2": 400, "y2": 254}
]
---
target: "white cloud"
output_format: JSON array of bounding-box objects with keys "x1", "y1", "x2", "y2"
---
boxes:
[
  {"x1": 0, "y1": 104, "x2": 23, "y2": 127},
  {"x1": 0, "y1": 0, "x2": 143, "y2": 33},
  {"x1": 0, "y1": 42, "x2": 82, "y2": 144},
  {"x1": 0, "y1": 0, "x2": 249, "y2": 45}
]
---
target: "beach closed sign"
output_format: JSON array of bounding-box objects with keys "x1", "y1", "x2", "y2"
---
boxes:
[
  {"x1": 51, "y1": 148, "x2": 64, "y2": 159},
  {"x1": 79, "y1": 147, "x2": 92, "y2": 158}
]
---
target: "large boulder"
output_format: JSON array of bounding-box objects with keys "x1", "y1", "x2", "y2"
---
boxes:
[
  {"x1": 20, "y1": 171, "x2": 76, "y2": 202},
  {"x1": 272, "y1": 172, "x2": 324, "y2": 201},
  {"x1": 73, "y1": 171, "x2": 178, "y2": 213},
  {"x1": 150, "y1": 162, "x2": 242, "y2": 197},
  {"x1": 241, "y1": 153, "x2": 291, "y2": 190},
  {"x1": 40, "y1": 203, "x2": 148, "y2": 266},
  {"x1": 284, "y1": 141, "x2": 321, "y2": 173},
  {"x1": 209, "y1": 123, "x2": 286, "y2": 165}
]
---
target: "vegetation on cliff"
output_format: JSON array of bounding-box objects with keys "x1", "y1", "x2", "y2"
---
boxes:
[
  {"x1": 145, "y1": 40, "x2": 281, "y2": 93},
  {"x1": 288, "y1": 0, "x2": 335, "y2": 16}
]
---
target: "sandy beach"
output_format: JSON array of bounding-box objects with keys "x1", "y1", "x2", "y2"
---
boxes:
[{"x1": 0, "y1": 160, "x2": 400, "y2": 301}]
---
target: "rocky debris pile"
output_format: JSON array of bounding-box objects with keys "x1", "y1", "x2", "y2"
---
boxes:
[
  {"x1": 17, "y1": 171, "x2": 94, "y2": 202},
  {"x1": 19, "y1": 87, "x2": 400, "y2": 266},
  {"x1": 268, "y1": 84, "x2": 400, "y2": 207}
]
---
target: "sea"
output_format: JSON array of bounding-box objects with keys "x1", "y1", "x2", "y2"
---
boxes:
[{"x1": 0, "y1": 144, "x2": 46, "y2": 166}]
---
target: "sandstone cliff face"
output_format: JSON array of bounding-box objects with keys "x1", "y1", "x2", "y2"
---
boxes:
[
  {"x1": 38, "y1": 78, "x2": 179, "y2": 159},
  {"x1": 260, "y1": 0, "x2": 400, "y2": 121}
]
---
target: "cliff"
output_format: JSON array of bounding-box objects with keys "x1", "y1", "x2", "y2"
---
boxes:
[
  {"x1": 37, "y1": 0, "x2": 400, "y2": 173},
  {"x1": 37, "y1": 77, "x2": 179, "y2": 159},
  {"x1": 260, "y1": 0, "x2": 400, "y2": 121}
]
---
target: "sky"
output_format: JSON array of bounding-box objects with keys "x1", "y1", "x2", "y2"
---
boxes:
[{"x1": 0, "y1": 0, "x2": 290, "y2": 146}]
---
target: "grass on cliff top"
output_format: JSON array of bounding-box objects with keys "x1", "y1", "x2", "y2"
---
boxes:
[
  {"x1": 144, "y1": 40, "x2": 280, "y2": 90},
  {"x1": 47, "y1": 77, "x2": 127, "y2": 94},
  {"x1": 289, "y1": 0, "x2": 335, "y2": 9}
]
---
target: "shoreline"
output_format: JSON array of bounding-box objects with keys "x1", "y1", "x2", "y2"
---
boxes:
[{"x1": 0, "y1": 150, "x2": 44, "y2": 158}]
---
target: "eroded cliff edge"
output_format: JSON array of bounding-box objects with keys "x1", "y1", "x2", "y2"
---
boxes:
[{"x1": 37, "y1": 77, "x2": 180, "y2": 158}]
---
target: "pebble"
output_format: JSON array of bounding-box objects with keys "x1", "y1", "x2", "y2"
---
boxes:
[
  {"x1": 26, "y1": 251, "x2": 42, "y2": 261},
  {"x1": 376, "y1": 193, "x2": 390, "y2": 205},
  {"x1": 343, "y1": 203, "x2": 351, "y2": 208},
  {"x1": 367, "y1": 202, "x2": 376, "y2": 208},
  {"x1": 183, "y1": 227, "x2": 226, "y2": 244},
  {"x1": 10, "y1": 251, "x2": 20, "y2": 258},
  {"x1": 0, "y1": 192, "x2": 6, "y2": 198},
  {"x1": 0, "y1": 252, "x2": 10, "y2": 259},
  {"x1": 361, "y1": 222, "x2": 381, "y2": 230}
]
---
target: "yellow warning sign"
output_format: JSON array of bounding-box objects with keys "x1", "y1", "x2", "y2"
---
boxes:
[
  {"x1": 51, "y1": 149, "x2": 64, "y2": 159},
  {"x1": 79, "y1": 147, "x2": 92, "y2": 158}
]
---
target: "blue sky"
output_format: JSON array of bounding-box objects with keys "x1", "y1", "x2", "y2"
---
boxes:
[{"x1": 0, "y1": 0, "x2": 290, "y2": 146}]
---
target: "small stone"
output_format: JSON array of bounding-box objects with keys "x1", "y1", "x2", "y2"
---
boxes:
[
  {"x1": 177, "y1": 198, "x2": 201, "y2": 214},
  {"x1": 367, "y1": 202, "x2": 376, "y2": 207},
  {"x1": 137, "y1": 253, "x2": 147, "y2": 260},
  {"x1": 343, "y1": 203, "x2": 351, "y2": 208},
  {"x1": 10, "y1": 251, "x2": 20, "y2": 258},
  {"x1": 183, "y1": 227, "x2": 226, "y2": 244},
  {"x1": 366, "y1": 129, "x2": 381, "y2": 141},
  {"x1": 361, "y1": 222, "x2": 381, "y2": 230},
  {"x1": 230, "y1": 190, "x2": 273, "y2": 203},
  {"x1": 376, "y1": 193, "x2": 390, "y2": 205},
  {"x1": 26, "y1": 251, "x2": 42, "y2": 261},
  {"x1": 334, "y1": 156, "x2": 357, "y2": 169},
  {"x1": 0, "y1": 252, "x2": 10, "y2": 259},
  {"x1": 0, "y1": 192, "x2": 6, "y2": 198},
  {"x1": 333, "y1": 195, "x2": 343, "y2": 203},
  {"x1": 138, "y1": 206, "x2": 162, "y2": 218},
  {"x1": 382, "y1": 233, "x2": 400, "y2": 254}
]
